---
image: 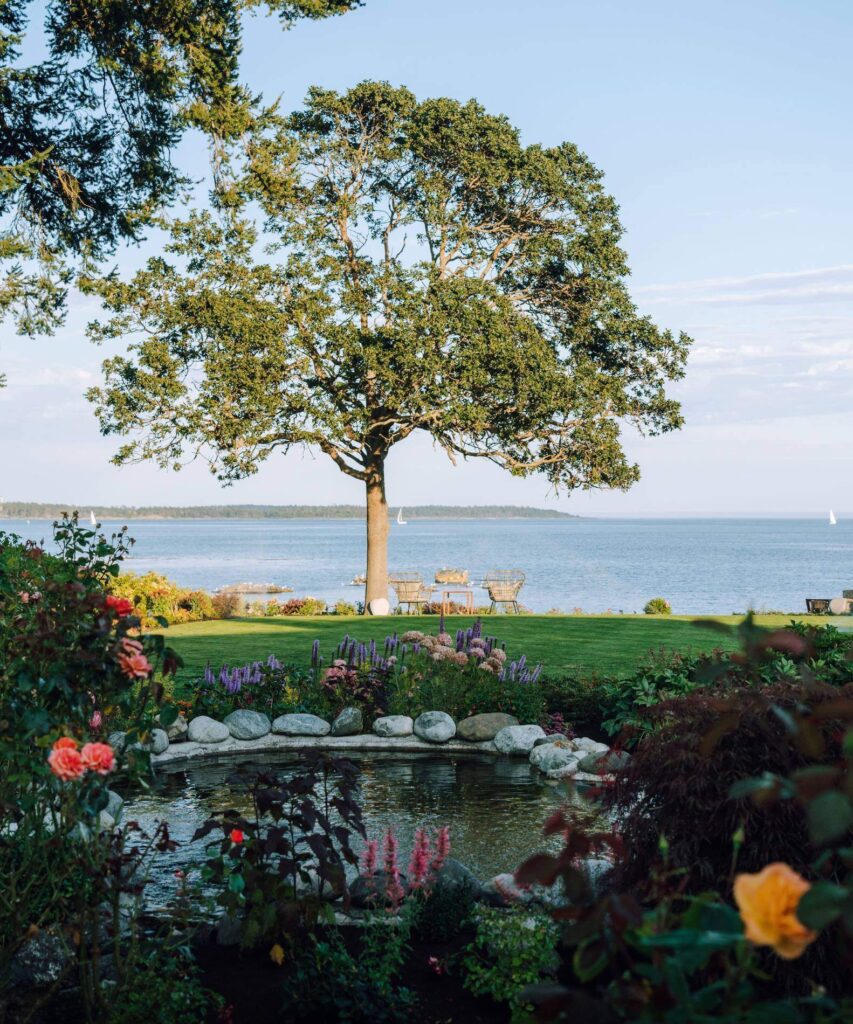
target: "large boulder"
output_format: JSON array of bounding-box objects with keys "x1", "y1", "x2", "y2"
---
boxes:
[
  {"x1": 573, "y1": 737, "x2": 610, "y2": 756},
  {"x1": 272, "y1": 713, "x2": 330, "y2": 737},
  {"x1": 431, "y1": 857, "x2": 481, "y2": 899},
  {"x1": 350, "y1": 871, "x2": 410, "y2": 908},
  {"x1": 372, "y1": 715, "x2": 414, "y2": 738},
  {"x1": 529, "y1": 743, "x2": 582, "y2": 774},
  {"x1": 187, "y1": 716, "x2": 230, "y2": 744},
  {"x1": 578, "y1": 749, "x2": 631, "y2": 774},
  {"x1": 413, "y1": 711, "x2": 456, "y2": 744},
  {"x1": 331, "y1": 707, "x2": 363, "y2": 737},
  {"x1": 150, "y1": 728, "x2": 169, "y2": 755},
  {"x1": 9, "y1": 929, "x2": 71, "y2": 988},
  {"x1": 224, "y1": 709, "x2": 271, "y2": 741},
  {"x1": 457, "y1": 712, "x2": 518, "y2": 742},
  {"x1": 493, "y1": 724, "x2": 545, "y2": 756}
]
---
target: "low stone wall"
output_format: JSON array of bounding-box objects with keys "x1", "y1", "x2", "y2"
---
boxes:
[{"x1": 153, "y1": 732, "x2": 498, "y2": 767}]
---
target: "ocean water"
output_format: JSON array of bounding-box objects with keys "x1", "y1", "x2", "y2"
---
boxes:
[{"x1": 2, "y1": 517, "x2": 850, "y2": 615}]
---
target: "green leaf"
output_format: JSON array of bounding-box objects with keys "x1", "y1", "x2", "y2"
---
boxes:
[
  {"x1": 806, "y1": 791, "x2": 853, "y2": 846},
  {"x1": 797, "y1": 881, "x2": 850, "y2": 929},
  {"x1": 228, "y1": 872, "x2": 245, "y2": 895},
  {"x1": 158, "y1": 703, "x2": 179, "y2": 728}
]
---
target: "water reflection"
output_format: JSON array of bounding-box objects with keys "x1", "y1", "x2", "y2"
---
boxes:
[{"x1": 125, "y1": 752, "x2": 598, "y2": 905}]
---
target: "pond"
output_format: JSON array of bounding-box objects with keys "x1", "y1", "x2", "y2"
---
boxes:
[{"x1": 126, "y1": 752, "x2": 599, "y2": 905}]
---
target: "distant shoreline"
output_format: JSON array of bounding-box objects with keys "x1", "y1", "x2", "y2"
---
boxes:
[{"x1": 0, "y1": 503, "x2": 577, "y2": 522}]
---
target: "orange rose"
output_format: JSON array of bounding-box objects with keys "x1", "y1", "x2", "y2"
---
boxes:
[
  {"x1": 734, "y1": 863, "x2": 818, "y2": 959},
  {"x1": 81, "y1": 742, "x2": 115, "y2": 776},
  {"x1": 52, "y1": 737, "x2": 78, "y2": 751},
  {"x1": 117, "y1": 652, "x2": 152, "y2": 679},
  {"x1": 48, "y1": 746, "x2": 85, "y2": 781}
]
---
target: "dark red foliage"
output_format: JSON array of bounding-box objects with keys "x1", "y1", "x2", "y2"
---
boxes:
[{"x1": 608, "y1": 681, "x2": 852, "y2": 894}]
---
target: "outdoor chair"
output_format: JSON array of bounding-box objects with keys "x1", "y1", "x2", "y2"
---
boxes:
[
  {"x1": 805, "y1": 598, "x2": 831, "y2": 614},
  {"x1": 482, "y1": 569, "x2": 526, "y2": 614},
  {"x1": 389, "y1": 571, "x2": 433, "y2": 614}
]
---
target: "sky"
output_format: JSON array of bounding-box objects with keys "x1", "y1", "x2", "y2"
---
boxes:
[{"x1": 2, "y1": 0, "x2": 852, "y2": 517}]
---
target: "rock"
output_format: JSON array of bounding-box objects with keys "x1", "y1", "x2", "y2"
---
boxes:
[
  {"x1": 457, "y1": 712, "x2": 518, "y2": 741},
  {"x1": 331, "y1": 706, "x2": 363, "y2": 737},
  {"x1": 296, "y1": 867, "x2": 346, "y2": 901},
  {"x1": 493, "y1": 724, "x2": 546, "y2": 755},
  {"x1": 156, "y1": 712, "x2": 188, "y2": 742},
  {"x1": 350, "y1": 871, "x2": 410, "y2": 908},
  {"x1": 529, "y1": 743, "x2": 582, "y2": 773},
  {"x1": 216, "y1": 912, "x2": 243, "y2": 946},
  {"x1": 187, "y1": 716, "x2": 230, "y2": 744},
  {"x1": 372, "y1": 715, "x2": 414, "y2": 738},
  {"x1": 480, "y1": 873, "x2": 534, "y2": 907},
  {"x1": 104, "y1": 789, "x2": 124, "y2": 823},
  {"x1": 432, "y1": 857, "x2": 481, "y2": 899},
  {"x1": 578, "y1": 750, "x2": 631, "y2": 774},
  {"x1": 272, "y1": 713, "x2": 331, "y2": 736},
  {"x1": 413, "y1": 711, "x2": 456, "y2": 743},
  {"x1": 9, "y1": 929, "x2": 71, "y2": 988},
  {"x1": 546, "y1": 763, "x2": 581, "y2": 780},
  {"x1": 573, "y1": 737, "x2": 610, "y2": 755},
  {"x1": 533, "y1": 733, "x2": 572, "y2": 747},
  {"x1": 224, "y1": 709, "x2": 271, "y2": 740},
  {"x1": 108, "y1": 730, "x2": 126, "y2": 752},
  {"x1": 150, "y1": 728, "x2": 169, "y2": 755}
]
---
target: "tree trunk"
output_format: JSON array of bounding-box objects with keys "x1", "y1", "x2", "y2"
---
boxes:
[{"x1": 364, "y1": 457, "x2": 389, "y2": 610}]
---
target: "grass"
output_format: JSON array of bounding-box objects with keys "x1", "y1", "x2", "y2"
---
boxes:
[{"x1": 162, "y1": 613, "x2": 830, "y2": 685}]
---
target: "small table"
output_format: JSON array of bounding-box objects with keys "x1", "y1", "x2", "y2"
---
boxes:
[{"x1": 440, "y1": 589, "x2": 475, "y2": 615}]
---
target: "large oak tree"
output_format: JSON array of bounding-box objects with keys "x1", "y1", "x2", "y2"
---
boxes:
[
  {"x1": 0, "y1": 0, "x2": 358, "y2": 344},
  {"x1": 86, "y1": 82, "x2": 691, "y2": 607}
]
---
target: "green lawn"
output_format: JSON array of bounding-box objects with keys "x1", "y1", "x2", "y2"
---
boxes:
[{"x1": 163, "y1": 613, "x2": 830, "y2": 685}]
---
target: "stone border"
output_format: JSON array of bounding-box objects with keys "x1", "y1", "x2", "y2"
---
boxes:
[{"x1": 153, "y1": 732, "x2": 499, "y2": 766}]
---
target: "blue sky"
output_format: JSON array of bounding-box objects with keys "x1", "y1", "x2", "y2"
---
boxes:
[{"x1": 2, "y1": 0, "x2": 852, "y2": 516}]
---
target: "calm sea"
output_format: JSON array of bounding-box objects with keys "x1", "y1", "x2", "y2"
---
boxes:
[{"x1": 2, "y1": 517, "x2": 849, "y2": 615}]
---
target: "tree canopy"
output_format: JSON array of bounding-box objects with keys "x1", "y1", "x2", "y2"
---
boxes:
[
  {"x1": 0, "y1": 0, "x2": 359, "y2": 340},
  {"x1": 86, "y1": 81, "x2": 691, "y2": 603}
]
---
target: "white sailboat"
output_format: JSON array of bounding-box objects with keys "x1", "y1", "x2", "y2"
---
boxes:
[
  {"x1": 89, "y1": 510, "x2": 97, "y2": 527},
  {"x1": 396, "y1": 507, "x2": 407, "y2": 525},
  {"x1": 829, "y1": 509, "x2": 837, "y2": 526}
]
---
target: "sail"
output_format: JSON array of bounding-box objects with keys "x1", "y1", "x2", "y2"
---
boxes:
[
  {"x1": 396, "y1": 507, "x2": 407, "y2": 525},
  {"x1": 89, "y1": 510, "x2": 97, "y2": 526},
  {"x1": 829, "y1": 509, "x2": 837, "y2": 525}
]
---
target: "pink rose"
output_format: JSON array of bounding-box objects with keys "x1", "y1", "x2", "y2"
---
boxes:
[
  {"x1": 49, "y1": 746, "x2": 85, "y2": 781},
  {"x1": 81, "y1": 742, "x2": 115, "y2": 775}
]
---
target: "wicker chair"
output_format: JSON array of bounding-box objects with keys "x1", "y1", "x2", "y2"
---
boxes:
[
  {"x1": 805, "y1": 598, "x2": 831, "y2": 614},
  {"x1": 482, "y1": 569, "x2": 525, "y2": 614},
  {"x1": 389, "y1": 571, "x2": 433, "y2": 614}
]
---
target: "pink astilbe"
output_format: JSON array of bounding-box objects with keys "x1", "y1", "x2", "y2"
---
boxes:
[
  {"x1": 431, "y1": 826, "x2": 451, "y2": 874},
  {"x1": 360, "y1": 839, "x2": 379, "y2": 877},
  {"x1": 408, "y1": 828, "x2": 432, "y2": 891},
  {"x1": 383, "y1": 828, "x2": 405, "y2": 909}
]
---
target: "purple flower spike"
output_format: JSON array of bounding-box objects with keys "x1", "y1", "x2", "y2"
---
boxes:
[{"x1": 311, "y1": 639, "x2": 320, "y2": 667}]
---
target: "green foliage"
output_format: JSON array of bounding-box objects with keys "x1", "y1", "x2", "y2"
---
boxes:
[
  {"x1": 282, "y1": 931, "x2": 416, "y2": 1023},
  {"x1": 110, "y1": 570, "x2": 216, "y2": 626},
  {"x1": 388, "y1": 662, "x2": 544, "y2": 723},
  {"x1": 0, "y1": 0, "x2": 358, "y2": 337},
  {"x1": 211, "y1": 590, "x2": 243, "y2": 618},
  {"x1": 461, "y1": 906, "x2": 560, "y2": 1019},
  {"x1": 413, "y1": 876, "x2": 479, "y2": 942},
  {"x1": 334, "y1": 599, "x2": 359, "y2": 615},
  {"x1": 644, "y1": 596, "x2": 672, "y2": 614}
]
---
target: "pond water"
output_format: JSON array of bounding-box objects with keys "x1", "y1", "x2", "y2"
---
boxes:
[{"x1": 126, "y1": 752, "x2": 596, "y2": 905}]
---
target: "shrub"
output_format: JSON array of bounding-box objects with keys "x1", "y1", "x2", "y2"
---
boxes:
[
  {"x1": 644, "y1": 596, "x2": 672, "y2": 614},
  {"x1": 334, "y1": 599, "x2": 358, "y2": 615},
  {"x1": 461, "y1": 906, "x2": 560, "y2": 1016},
  {"x1": 211, "y1": 590, "x2": 242, "y2": 618},
  {"x1": 276, "y1": 596, "x2": 328, "y2": 615},
  {"x1": 110, "y1": 570, "x2": 218, "y2": 626},
  {"x1": 190, "y1": 656, "x2": 319, "y2": 719},
  {"x1": 607, "y1": 681, "x2": 853, "y2": 898}
]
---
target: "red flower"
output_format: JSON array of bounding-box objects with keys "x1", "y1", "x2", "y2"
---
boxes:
[
  {"x1": 81, "y1": 742, "x2": 116, "y2": 776},
  {"x1": 117, "y1": 652, "x2": 152, "y2": 679},
  {"x1": 229, "y1": 829, "x2": 244, "y2": 844},
  {"x1": 48, "y1": 746, "x2": 85, "y2": 781},
  {"x1": 105, "y1": 595, "x2": 134, "y2": 617}
]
